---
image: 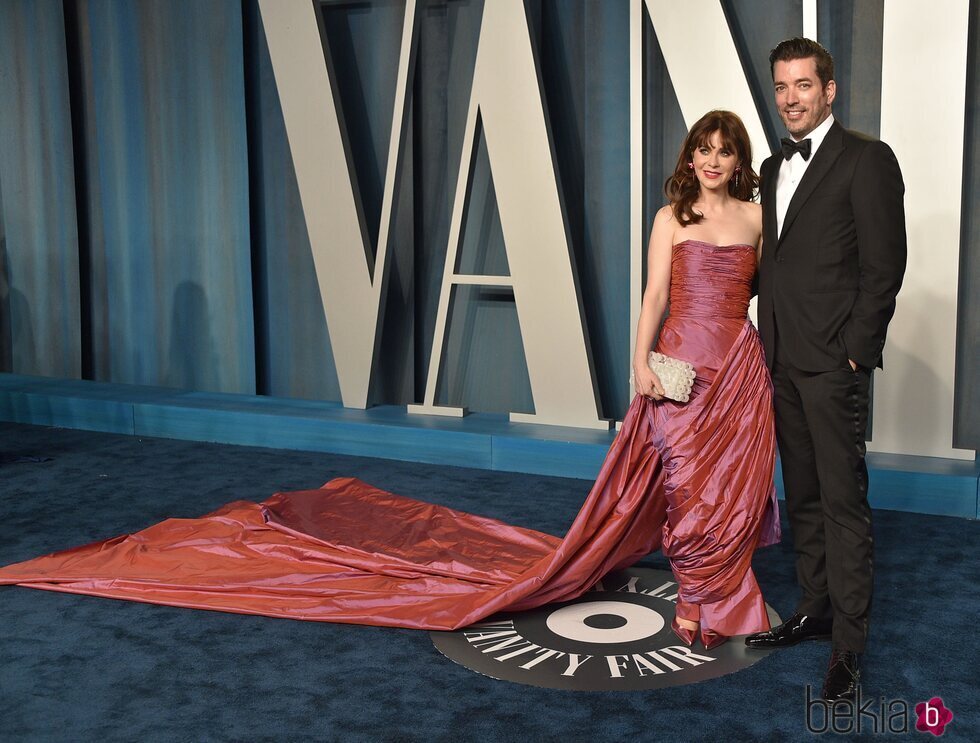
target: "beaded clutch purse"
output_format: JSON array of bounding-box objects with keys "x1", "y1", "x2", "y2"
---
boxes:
[{"x1": 630, "y1": 352, "x2": 696, "y2": 403}]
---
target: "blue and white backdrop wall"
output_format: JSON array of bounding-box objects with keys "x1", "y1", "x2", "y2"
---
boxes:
[{"x1": 0, "y1": 0, "x2": 976, "y2": 459}]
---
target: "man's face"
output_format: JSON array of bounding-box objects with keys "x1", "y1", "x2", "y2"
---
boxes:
[{"x1": 773, "y1": 57, "x2": 836, "y2": 139}]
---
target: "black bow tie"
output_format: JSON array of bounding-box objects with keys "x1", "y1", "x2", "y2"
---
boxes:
[{"x1": 781, "y1": 137, "x2": 812, "y2": 161}]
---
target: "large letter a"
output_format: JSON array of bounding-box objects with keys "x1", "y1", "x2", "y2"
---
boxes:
[{"x1": 409, "y1": 0, "x2": 608, "y2": 430}]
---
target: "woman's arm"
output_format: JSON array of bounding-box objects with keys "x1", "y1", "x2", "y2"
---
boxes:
[{"x1": 632, "y1": 206, "x2": 674, "y2": 399}]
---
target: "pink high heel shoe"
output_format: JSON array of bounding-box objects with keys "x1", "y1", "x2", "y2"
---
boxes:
[
  {"x1": 699, "y1": 628, "x2": 728, "y2": 651},
  {"x1": 672, "y1": 600, "x2": 700, "y2": 647},
  {"x1": 673, "y1": 599, "x2": 729, "y2": 650},
  {"x1": 671, "y1": 618, "x2": 697, "y2": 646}
]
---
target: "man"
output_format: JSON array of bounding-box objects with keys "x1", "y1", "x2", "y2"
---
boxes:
[{"x1": 746, "y1": 38, "x2": 907, "y2": 702}]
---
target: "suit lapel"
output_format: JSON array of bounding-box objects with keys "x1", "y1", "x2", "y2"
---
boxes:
[{"x1": 779, "y1": 121, "x2": 846, "y2": 244}]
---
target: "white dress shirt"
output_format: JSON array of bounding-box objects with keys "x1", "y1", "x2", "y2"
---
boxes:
[{"x1": 775, "y1": 114, "x2": 836, "y2": 238}]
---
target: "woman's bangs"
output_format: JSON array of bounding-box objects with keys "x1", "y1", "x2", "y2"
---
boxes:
[{"x1": 691, "y1": 124, "x2": 739, "y2": 155}]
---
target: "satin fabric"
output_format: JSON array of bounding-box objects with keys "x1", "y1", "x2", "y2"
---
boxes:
[
  {"x1": 0, "y1": 240, "x2": 778, "y2": 633},
  {"x1": 653, "y1": 240, "x2": 780, "y2": 636}
]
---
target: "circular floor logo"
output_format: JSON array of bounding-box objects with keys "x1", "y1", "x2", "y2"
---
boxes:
[{"x1": 431, "y1": 567, "x2": 780, "y2": 690}]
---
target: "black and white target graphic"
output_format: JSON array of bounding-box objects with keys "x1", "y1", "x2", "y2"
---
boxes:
[{"x1": 431, "y1": 568, "x2": 780, "y2": 690}]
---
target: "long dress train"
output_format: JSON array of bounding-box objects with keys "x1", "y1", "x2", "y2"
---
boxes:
[{"x1": 0, "y1": 240, "x2": 779, "y2": 634}]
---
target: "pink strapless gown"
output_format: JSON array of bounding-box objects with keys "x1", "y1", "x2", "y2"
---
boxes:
[{"x1": 0, "y1": 240, "x2": 779, "y2": 634}]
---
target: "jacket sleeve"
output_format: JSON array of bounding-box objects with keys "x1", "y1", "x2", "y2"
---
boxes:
[
  {"x1": 841, "y1": 140, "x2": 907, "y2": 369},
  {"x1": 752, "y1": 156, "x2": 778, "y2": 300}
]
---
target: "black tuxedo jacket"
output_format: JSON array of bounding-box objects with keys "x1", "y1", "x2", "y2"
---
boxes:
[{"x1": 757, "y1": 120, "x2": 907, "y2": 372}]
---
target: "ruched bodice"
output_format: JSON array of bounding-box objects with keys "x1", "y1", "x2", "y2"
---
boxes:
[
  {"x1": 667, "y1": 240, "x2": 755, "y2": 320},
  {"x1": 655, "y1": 240, "x2": 759, "y2": 385}
]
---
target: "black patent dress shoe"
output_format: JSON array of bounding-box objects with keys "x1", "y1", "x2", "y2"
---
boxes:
[
  {"x1": 744, "y1": 612, "x2": 833, "y2": 648},
  {"x1": 822, "y1": 649, "x2": 861, "y2": 701}
]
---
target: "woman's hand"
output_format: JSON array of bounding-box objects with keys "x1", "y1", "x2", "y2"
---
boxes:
[{"x1": 633, "y1": 364, "x2": 665, "y2": 400}]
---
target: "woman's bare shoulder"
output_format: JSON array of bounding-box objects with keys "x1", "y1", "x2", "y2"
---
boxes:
[
  {"x1": 651, "y1": 204, "x2": 677, "y2": 236},
  {"x1": 741, "y1": 200, "x2": 762, "y2": 228},
  {"x1": 655, "y1": 204, "x2": 676, "y2": 223}
]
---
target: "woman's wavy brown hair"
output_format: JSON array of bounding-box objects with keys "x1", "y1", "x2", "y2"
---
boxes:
[{"x1": 664, "y1": 110, "x2": 760, "y2": 225}]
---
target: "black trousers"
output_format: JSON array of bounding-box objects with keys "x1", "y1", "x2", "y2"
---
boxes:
[{"x1": 771, "y1": 352, "x2": 874, "y2": 653}]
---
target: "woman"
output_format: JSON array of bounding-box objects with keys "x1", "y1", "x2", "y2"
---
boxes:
[
  {"x1": 632, "y1": 110, "x2": 779, "y2": 648},
  {"x1": 0, "y1": 112, "x2": 778, "y2": 649}
]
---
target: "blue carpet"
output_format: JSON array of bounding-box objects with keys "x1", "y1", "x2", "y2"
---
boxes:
[{"x1": 0, "y1": 422, "x2": 976, "y2": 741}]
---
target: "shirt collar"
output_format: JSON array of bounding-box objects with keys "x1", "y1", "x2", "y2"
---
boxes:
[{"x1": 794, "y1": 114, "x2": 835, "y2": 158}]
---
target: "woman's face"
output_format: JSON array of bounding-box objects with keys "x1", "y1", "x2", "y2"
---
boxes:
[{"x1": 690, "y1": 131, "x2": 737, "y2": 192}]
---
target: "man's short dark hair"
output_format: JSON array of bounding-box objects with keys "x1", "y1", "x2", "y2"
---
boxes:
[{"x1": 769, "y1": 37, "x2": 835, "y2": 87}]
